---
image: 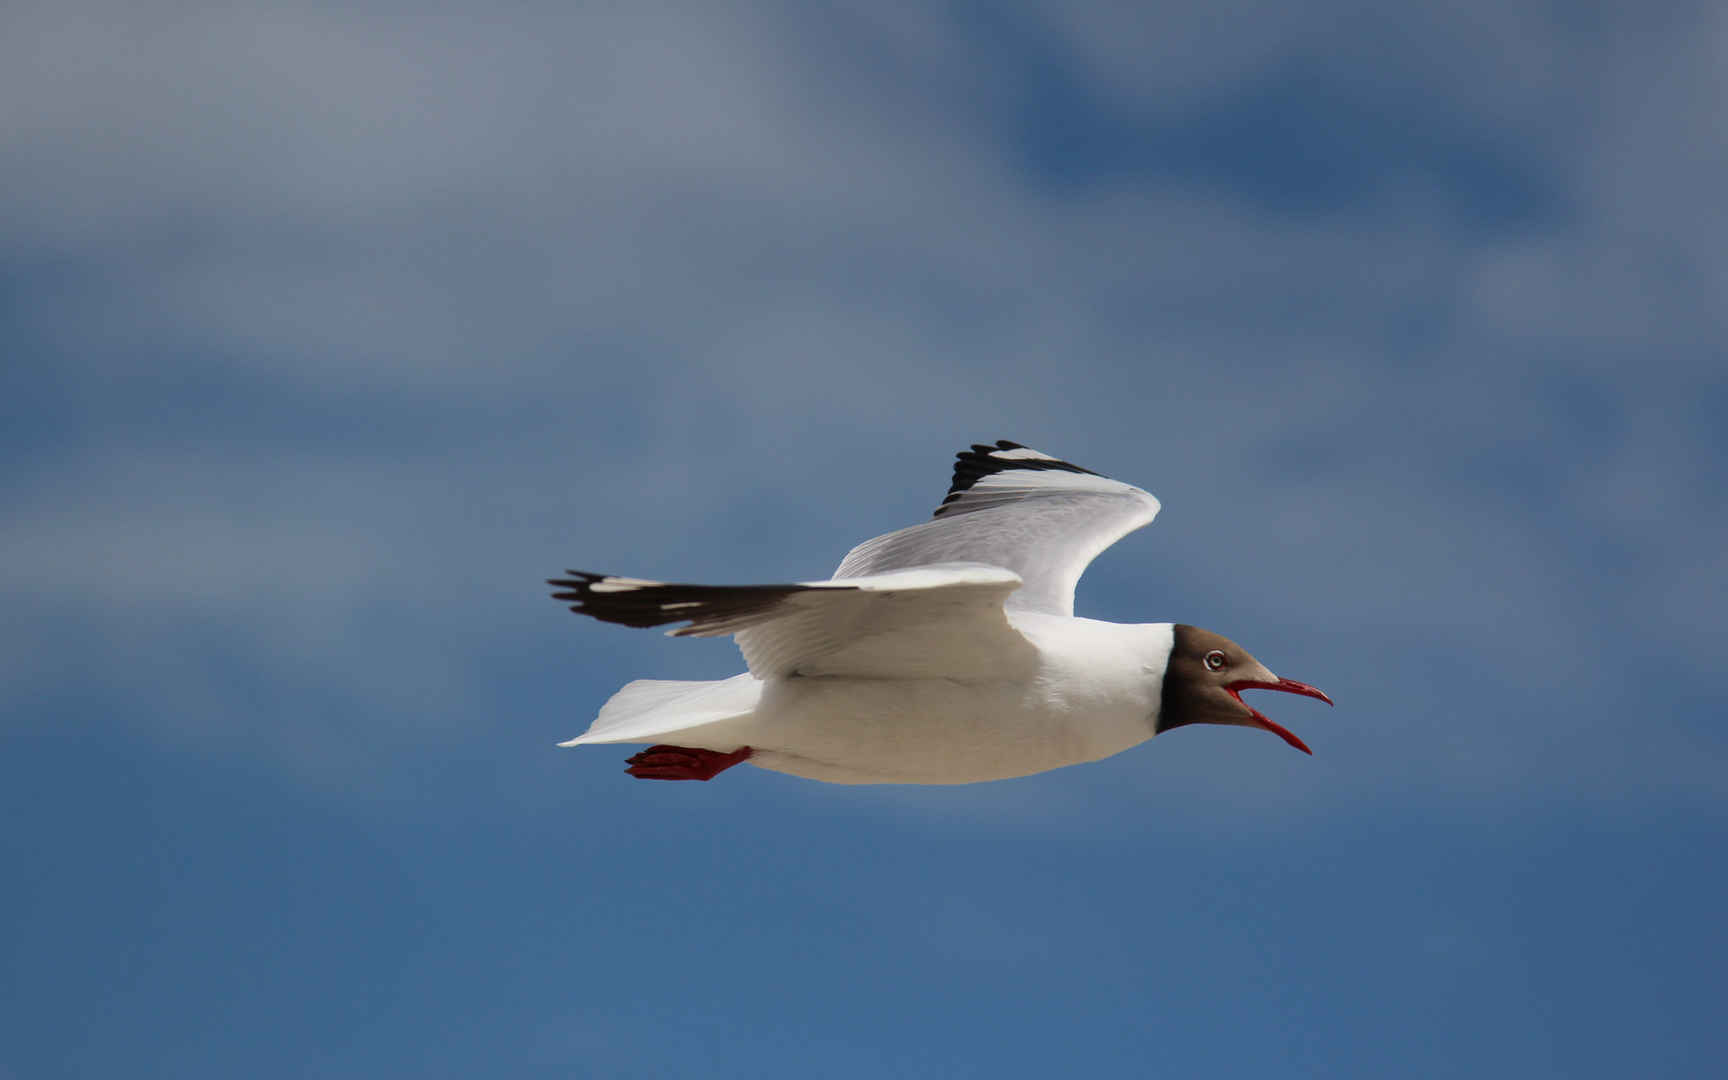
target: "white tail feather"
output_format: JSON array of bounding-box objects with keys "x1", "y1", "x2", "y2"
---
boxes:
[{"x1": 558, "y1": 673, "x2": 762, "y2": 746}]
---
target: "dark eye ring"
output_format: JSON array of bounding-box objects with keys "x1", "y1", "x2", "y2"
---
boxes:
[{"x1": 1204, "y1": 650, "x2": 1227, "y2": 672}]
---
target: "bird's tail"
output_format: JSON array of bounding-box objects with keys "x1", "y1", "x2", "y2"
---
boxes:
[{"x1": 557, "y1": 673, "x2": 762, "y2": 747}]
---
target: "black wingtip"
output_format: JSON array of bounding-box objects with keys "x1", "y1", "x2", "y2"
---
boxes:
[
  {"x1": 545, "y1": 571, "x2": 818, "y2": 632},
  {"x1": 936, "y1": 440, "x2": 1101, "y2": 516},
  {"x1": 547, "y1": 571, "x2": 602, "y2": 601}
]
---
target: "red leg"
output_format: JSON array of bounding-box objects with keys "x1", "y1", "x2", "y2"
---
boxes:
[{"x1": 624, "y1": 745, "x2": 753, "y2": 781}]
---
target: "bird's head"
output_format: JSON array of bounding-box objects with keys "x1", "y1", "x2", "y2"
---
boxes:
[{"x1": 1156, "y1": 624, "x2": 1332, "y2": 753}]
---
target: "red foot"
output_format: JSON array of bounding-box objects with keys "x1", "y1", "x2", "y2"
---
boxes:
[{"x1": 624, "y1": 745, "x2": 753, "y2": 781}]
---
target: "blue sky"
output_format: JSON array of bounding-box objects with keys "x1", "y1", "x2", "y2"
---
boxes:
[{"x1": 4, "y1": 2, "x2": 1725, "y2": 1076}]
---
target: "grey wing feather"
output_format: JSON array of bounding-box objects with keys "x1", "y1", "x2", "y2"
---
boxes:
[
  {"x1": 833, "y1": 442, "x2": 1160, "y2": 617},
  {"x1": 552, "y1": 564, "x2": 1035, "y2": 680}
]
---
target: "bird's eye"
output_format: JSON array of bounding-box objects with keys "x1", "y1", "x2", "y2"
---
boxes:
[{"x1": 1204, "y1": 650, "x2": 1227, "y2": 672}]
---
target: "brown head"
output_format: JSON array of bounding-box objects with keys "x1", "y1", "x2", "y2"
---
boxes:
[{"x1": 1156, "y1": 624, "x2": 1333, "y2": 753}]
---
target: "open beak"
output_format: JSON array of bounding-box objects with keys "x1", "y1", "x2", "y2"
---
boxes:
[{"x1": 1224, "y1": 678, "x2": 1334, "y2": 755}]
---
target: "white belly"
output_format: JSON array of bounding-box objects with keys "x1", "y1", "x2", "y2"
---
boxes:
[{"x1": 740, "y1": 674, "x2": 1153, "y2": 785}]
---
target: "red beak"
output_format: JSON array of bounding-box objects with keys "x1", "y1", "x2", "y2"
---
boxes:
[{"x1": 1224, "y1": 678, "x2": 1334, "y2": 755}]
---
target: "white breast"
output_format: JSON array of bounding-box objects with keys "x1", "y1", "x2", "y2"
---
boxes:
[{"x1": 743, "y1": 617, "x2": 1171, "y2": 785}]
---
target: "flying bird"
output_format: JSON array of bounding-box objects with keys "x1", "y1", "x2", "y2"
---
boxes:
[{"x1": 548, "y1": 440, "x2": 1331, "y2": 784}]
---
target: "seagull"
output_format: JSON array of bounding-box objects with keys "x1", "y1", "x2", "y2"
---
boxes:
[{"x1": 548, "y1": 440, "x2": 1331, "y2": 785}]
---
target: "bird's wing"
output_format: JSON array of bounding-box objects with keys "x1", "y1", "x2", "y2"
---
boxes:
[
  {"x1": 832, "y1": 440, "x2": 1160, "y2": 617},
  {"x1": 548, "y1": 563, "x2": 1036, "y2": 679}
]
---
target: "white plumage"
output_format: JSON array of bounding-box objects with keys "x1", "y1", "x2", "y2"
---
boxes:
[{"x1": 549, "y1": 440, "x2": 1326, "y2": 784}]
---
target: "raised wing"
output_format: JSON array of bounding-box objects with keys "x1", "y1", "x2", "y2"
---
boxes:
[
  {"x1": 548, "y1": 563, "x2": 1035, "y2": 680},
  {"x1": 832, "y1": 440, "x2": 1160, "y2": 616}
]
